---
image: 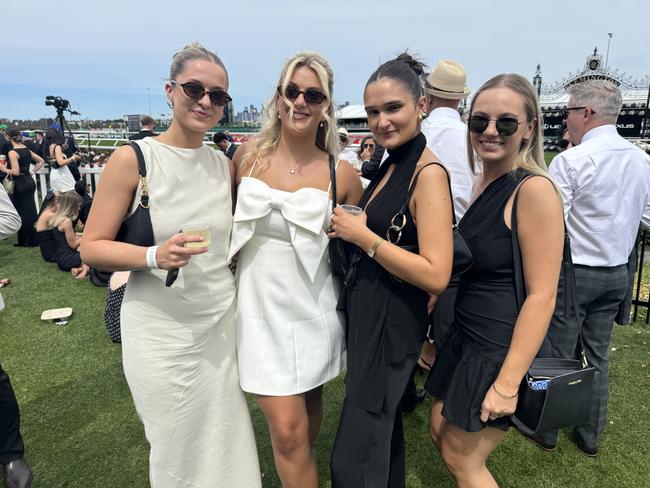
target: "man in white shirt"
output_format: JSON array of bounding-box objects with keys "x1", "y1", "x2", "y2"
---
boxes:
[
  {"x1": 422, "y1": 60, "x2": 474, "y2": 347},
  {"x1": 534, "y1": 80, "x2": 650, "y2": 456},
  {"x1": 337, "y1": 128, "x2": 360, "y2": 170},
  {"x1": 0, "y1": 184, "x2": 33, "y2": 488}
]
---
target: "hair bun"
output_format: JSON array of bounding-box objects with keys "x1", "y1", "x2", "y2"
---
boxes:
[{"x1": 394, "y1": 52, "x2": 425, "y2": 77}]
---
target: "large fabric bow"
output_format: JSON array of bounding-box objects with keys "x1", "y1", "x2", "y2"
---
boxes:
[{"x1": 228, "y1": 177, "x2": 331, "y2": 282}]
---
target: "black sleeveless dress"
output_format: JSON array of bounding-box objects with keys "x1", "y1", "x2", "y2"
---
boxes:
[
  {"x1": 425, "y1": 169, "x2": 530, "y2": 432},
  {"x1": 52, "y1": 228, "x2": 83, "y2": 271},
  {"x1": 9, "y1": 148, "x2": 38, "y2": 246},
  {"x1": 36, "y1": 230, "x2": 58, "y2": 262},
  {"x1": 344, "y1": 132, "x2": 429, "y2": 413}
]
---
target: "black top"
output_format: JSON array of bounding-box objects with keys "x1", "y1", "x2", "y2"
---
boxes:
[
  {"x1": 454, "y1": 169, "x2": 530, "y2": 363},
  {"x1": 10, "y1": 148, "x2": 33, "y2": 175},
  {"x1": 37, "y1": 229, "x2": 59, "y2": 262},
  {"x1": 128, "y1": 130, "x2": 156, "y2": 141},
  {"x1": 344, "y1": 132, "x2": 430, "y2": 412}
]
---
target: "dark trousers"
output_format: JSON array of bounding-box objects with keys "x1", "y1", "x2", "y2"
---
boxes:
[
  {"x1": 0, "y1": 363, "x2": 25, "y2": 464},
  {"x1": 331, "y1": 355, "x2": 417, "y2": 488},
  {"x1": 538, "y1": 264, "x2": 627, "y2": 448}
]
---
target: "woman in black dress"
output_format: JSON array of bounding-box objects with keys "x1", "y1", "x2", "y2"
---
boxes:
[
  {"x1": 328, "y1": 53, "x2": 453, "y2": 488},
  {"x1": 424, "y1": 74, "x2": 564, "y2": 487},
  {"x1": 50, "y1": 191, "x2": 89, "y2": 278},
  {"x1": 0, "y1": 129, "x2": 44, "y2": 246}
]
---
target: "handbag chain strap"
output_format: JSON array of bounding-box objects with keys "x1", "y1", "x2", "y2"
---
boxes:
[{"x1": 510, "y1": 174, "x2": 587, "y2": 365}]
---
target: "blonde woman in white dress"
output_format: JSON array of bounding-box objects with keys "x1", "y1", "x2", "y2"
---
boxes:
[
  {"x1": 229, "y1": 52, "x2": 363, "y2": 488},
  {"x1": 81, "y1": 43, "x2": 261, "y2": 488}
]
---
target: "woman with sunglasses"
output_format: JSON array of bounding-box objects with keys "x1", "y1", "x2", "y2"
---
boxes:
[
  {"x1": 424, "y1": 74, "x2": 564, "y2": 487},
  {"x1": 81, "y1": 43, "x2": 261, "y2": 487},
  {"x1": 357, "y1": 135, "x2": 376, "y2": 165},
  {"x1": 228, "y1": 52, "x2": 362, "y2": 488},
  {"x1": 328, "y1": 53, "x2": 453, "y2": 487}
]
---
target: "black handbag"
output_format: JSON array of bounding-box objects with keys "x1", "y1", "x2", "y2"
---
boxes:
[
  {"x1": 386, "y1": 162, "x2": 473, "y2": 286},
  {"x1": 114, "y1": 142, "x2": 155, "y2": 247},
  {"x1": 328, "y1": 155, "x2": 348, "y2": 278},
  {"x1": 510, "y1": 176, "x2": 595, "y2": 434}
]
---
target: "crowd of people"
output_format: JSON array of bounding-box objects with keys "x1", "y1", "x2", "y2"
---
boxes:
[{"x1": 1, "y1": 40, "x2": 649, "y2": 488}]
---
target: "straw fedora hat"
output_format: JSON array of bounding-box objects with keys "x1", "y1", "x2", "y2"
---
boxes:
[{"x1": 425, "y1": 60, "x2": 471, "y2": 100}]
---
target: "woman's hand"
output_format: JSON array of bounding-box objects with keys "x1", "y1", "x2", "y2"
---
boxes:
[
  {"x1": 360, "y1": 147, "x2": 373, "y2": 162},
  {"x1": 480, "y1": 383, "x2": 518, "y2": 423},
  {"x1": 155, "y1": 233, "x2": 207, "y2": 270},
  {"x1": 327, "y1": 206, "x2": 371, "y2": 246}
]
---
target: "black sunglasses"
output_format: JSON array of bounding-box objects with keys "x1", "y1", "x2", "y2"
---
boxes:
[
  {"x1": 278, "y1": 84, "x2": 327, "y2": 105},
  {"x1": 561, "y1": 106, "x2": 594, "y2": 119},
  {"x1": 468, "y1": 115, "x2": 522, "y2": 137},
  {"x1": 362, "y1": 143, "x2": 375, "y2": 149},
  {"x1": 171, "y1": 80, "x2": 232, "y2": 106}
]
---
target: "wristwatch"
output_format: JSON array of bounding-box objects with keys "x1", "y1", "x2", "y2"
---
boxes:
[{"x1": 366, "y1": 237, "x2": 384, "y2": 258}]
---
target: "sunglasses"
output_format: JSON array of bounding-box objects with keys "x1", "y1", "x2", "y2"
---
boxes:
[
  {"x1": 171, "y1": 80, "x2": 232, "y2": 106},
  {"x1": 362, "y1": 143, "x2": 375, "y2": 149},
  {"x1": 561, "y1": 106, "x2": 594, "y2": 119},
  {"x1": 468, "y1": 115, "x2": 522, "y2": 137},
  {"x1": 278, "y1": 84, "x2": 327, "y2": 105}
]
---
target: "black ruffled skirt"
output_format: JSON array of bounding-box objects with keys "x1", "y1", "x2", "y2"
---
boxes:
[{"x1": 424, "y1": 326, "x2": 511, "y2": 432}]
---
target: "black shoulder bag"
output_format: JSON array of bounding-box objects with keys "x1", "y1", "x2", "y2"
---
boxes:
[
  {"x1": 510, "y1": 177, "x2": 595, "y2": 434},
  {"x1": 115, "y1": 142, "x2": 155, "y2": 247},
  {"x1": 386, "y1": 162, "x2": 473, "y2": 286},
  {"x1": 328, "y1": 155, "x2": 348, "y2": 278}
]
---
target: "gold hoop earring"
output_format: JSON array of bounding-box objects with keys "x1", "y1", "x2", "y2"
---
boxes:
[{"x1": 417, "y1": 112, "x2": 426, "y2": 122}]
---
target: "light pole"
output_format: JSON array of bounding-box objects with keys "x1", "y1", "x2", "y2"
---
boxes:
[{"x1": 605, "y1": 32, "x2": 613, "y2": 72}]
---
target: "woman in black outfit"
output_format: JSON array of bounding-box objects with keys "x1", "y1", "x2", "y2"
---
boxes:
[
  {"x1": 0, "y1": 129, "x2": 44, "y2": 246},
  {"x1": 328, "y1": 53, "x2": 453, "y2": 488},
  {"x1": 424, "y1": 74, "x2": 564, "y2": 487}
]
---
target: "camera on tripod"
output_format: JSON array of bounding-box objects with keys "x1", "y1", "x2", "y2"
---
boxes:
[{"x1": 45, "y1": 96, "x2": 71, "y2": 111}]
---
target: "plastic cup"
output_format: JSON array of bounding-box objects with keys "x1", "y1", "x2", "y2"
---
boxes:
[
  {"x1": 182, "y1": 220, "x2": 211, "y2": 249},
  {"x1": 339, "y1": 204, "x2": 363, "y2": 216}
]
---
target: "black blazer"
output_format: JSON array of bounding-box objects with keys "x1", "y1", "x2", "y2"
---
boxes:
[{"x1": 225, "y1": 143, "x2": 237, "y2": 160}]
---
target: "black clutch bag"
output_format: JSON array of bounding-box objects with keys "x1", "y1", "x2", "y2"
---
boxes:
[
  {"x1": 114, "y1": 142, "x2": 155, "y2": 247},
  {"x1": 510, "y1": 176, "x2": 595, "y2": 434}
]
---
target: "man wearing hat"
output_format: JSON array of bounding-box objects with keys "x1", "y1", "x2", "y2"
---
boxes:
[
  {"x1": 420, "y1": 60, "x2": 475, "y2": 366},
  {"x1": 337, "y1": 127, "x2": 360, "y2": 170}
]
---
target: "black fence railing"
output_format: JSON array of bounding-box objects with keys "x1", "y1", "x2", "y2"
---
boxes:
[{"x1": 632, "y1": 229, "x2": 649, "y2": 324}]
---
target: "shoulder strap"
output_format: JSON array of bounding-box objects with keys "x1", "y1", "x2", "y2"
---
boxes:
[
  {"x1": 247, "y1": 158, "x2": 259, "y2": 177},
  {"x1": 329, "y1": 154, "x2": 337, "y2": 210},
  {"x1": 510, "y1": 175, "x2": 585, "y2": 361},
  {"x1": 396, "y1": 162, "x2": 458, "y2": 227},
  {"x1": 126, "y1": 141, "x2": 149, "y2": 208}
]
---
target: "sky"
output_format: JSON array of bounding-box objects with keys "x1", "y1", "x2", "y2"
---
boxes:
[{"x1": 1, "y1": 0, "x2": 649, "y2": 121}]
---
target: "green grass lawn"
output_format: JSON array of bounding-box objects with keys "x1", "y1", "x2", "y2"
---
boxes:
[{"x1": 1, "y1": 237, "x2": 649, "y2": 487}]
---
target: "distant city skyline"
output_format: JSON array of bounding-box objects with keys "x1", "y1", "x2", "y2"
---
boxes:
[{"x1": 1, "y1": 0, "x2": 649, "y2": 120}]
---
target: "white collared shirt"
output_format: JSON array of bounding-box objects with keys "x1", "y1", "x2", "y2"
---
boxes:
[
  {"x1": 549, "y1": 125, "x2": 650, "y2": 267},
  {"x1": 421, "y1": 107, "x2": 475, "y2": 219}
]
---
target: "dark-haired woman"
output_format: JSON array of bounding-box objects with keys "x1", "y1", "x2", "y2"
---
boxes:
[
  {"x1": 43, "y1": 128, "x2": 80, "y2": 193},
  {"x1": 424, "y1": 74, "x2": 564, "y2": 487},
  {"x1": 0, "y1": 128, "x2": 44, "y2": 246},
  {"x1": 329, "y1": 53, "x2": 453, "y2": 488}
]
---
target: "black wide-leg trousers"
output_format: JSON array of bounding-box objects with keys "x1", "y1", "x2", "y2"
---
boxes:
[{"x1": 0, "y1": 363, "x2": 24, "y2": 464}]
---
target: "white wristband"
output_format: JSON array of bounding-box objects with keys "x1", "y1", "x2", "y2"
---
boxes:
[{"x1": 146, "y1": 246, "x2": 159, "y2": 269}]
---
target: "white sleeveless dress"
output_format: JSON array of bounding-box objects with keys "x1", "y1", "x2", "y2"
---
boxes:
[
  {"x1": 228, "y1": 174, "x2": 346, "y2": 395},
  {"x1": 120, "y1": 138, "x2": 261, "y2": 488}
]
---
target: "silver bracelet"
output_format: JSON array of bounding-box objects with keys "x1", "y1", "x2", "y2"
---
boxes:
[{"x1": 146, "y1": 245, "x2": 159, "y2": 269}]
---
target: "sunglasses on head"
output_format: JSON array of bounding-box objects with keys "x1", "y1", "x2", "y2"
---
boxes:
[
  {"x1": 468, "y1": 115, "x2": 522, "y2": 137},
  {"x1": 278, "y1": 84, "x2": 327, "y2": 105},
  {"x1": 171, "y1": 80, "x2": 232, "y2": 106}
]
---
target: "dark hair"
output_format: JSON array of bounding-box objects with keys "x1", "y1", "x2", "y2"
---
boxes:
[
  {"x1": 5, "y1": 128, "x2": 22, "y2": 142},
  {"x1": 357, "y1": 135, "x2": 376, "y2": 158},
  {"x1": 365, "y1": 52, "x2": 426, "y2": 102},
  {"x1": 213, "y1": 131, "x2": 227, "y2": 144},
  {"x1": 44, "y1": 127, "x2": 64, "y2": 149},
  {"x1": 74, "y1": 179, "x2": 88, "y2": 196},
  {"x1": 140, "y1": 115, "x2": 155, "y2": 127}
]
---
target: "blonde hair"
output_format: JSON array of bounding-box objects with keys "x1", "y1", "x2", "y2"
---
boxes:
[
  {"x1": 49, "y1": 191, "x2": 82, "y2": 228},
  {"x1": 243, "y1": 52, "x2": 339, "y2": 167},
  {"x1": 467, "y1": 74, "x2": 546, "y2": 176},
  {"x1": 170, "y1": 42, "x2": 228, "y2": 85}
]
